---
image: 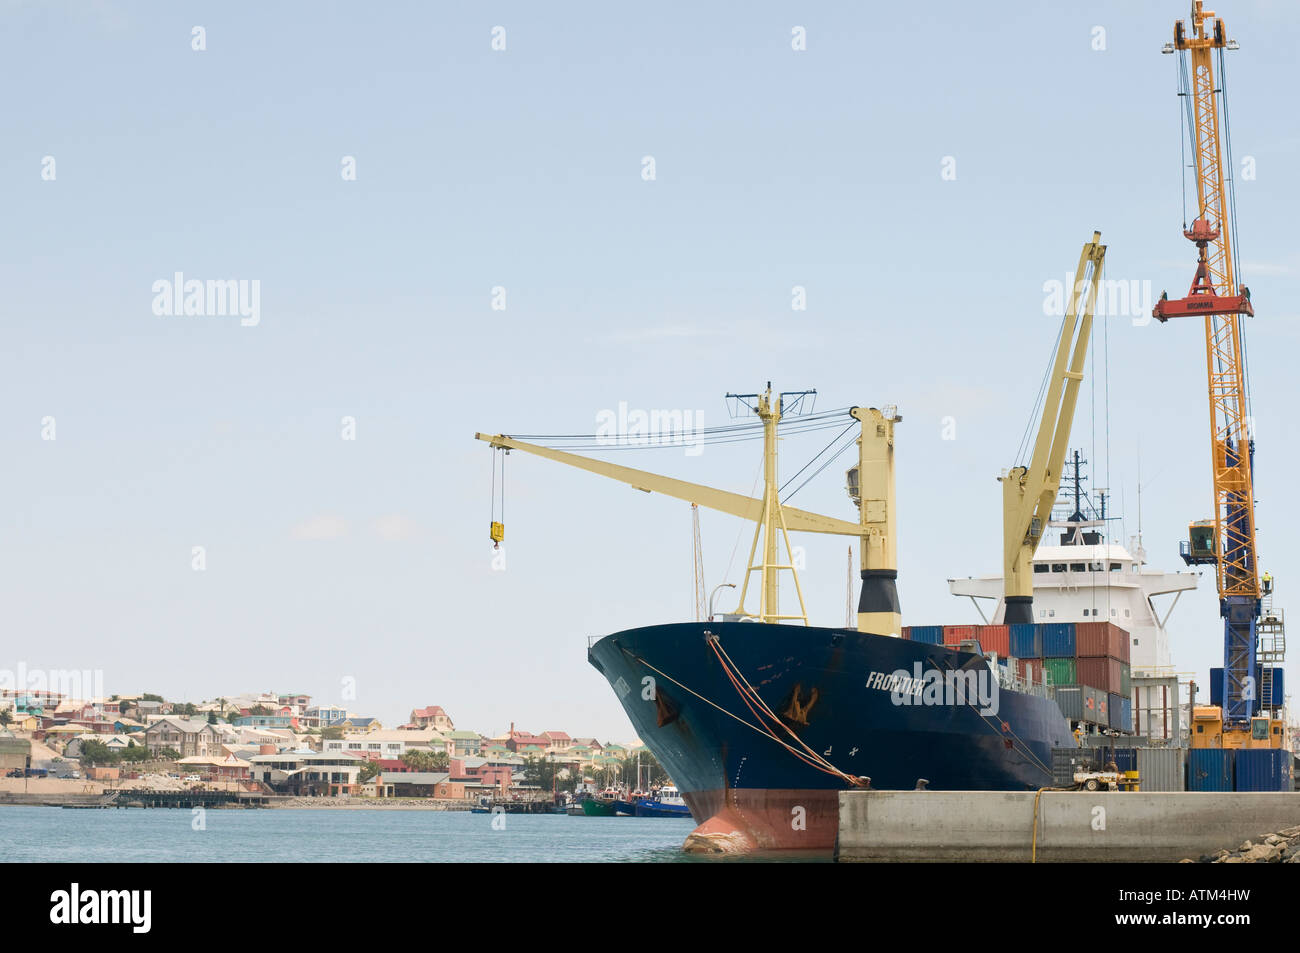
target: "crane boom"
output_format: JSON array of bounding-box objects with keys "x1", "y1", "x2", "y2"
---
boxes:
[
  {"x1": 474, "y1": 432, "x2": 862, "y2": 536},
  {"x1": 477, "y1": 398, "x2": 904, "y2": 634},
  {"x1": 1000, "y1": 232, "x2": 1106, "y2": 624}
]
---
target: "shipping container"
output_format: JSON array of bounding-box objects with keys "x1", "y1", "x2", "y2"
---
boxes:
[
  {"x1": 1095, "y1": 692, "x2": 1109, "y2": 725},
  {"x1": 1017, "y1": 658, "x2": 1044, "y2": 686},
  {"x1": 908, "y1": 626, "x2": 944, "y2": 645},
  {"x1": 1119, "y1": 696, "x2": 1132, "y2": 733},
  {"x1": 1187, "y1": 748, "x2": 1235, "y2": 792},
  {"x1": 1235, "y1": 748, "x2": 1292, "y2": 792},
  {"x1": 977, "y1": 624, "x2": 1010, "y2": 657},
  {"x1": 1120, "y1": 662, "x2": 1131, "y2": 697},
  {"x1": 1136, "y1": 747, "x2": 1186, "y2": 792},
  {"x1": 1009, "y1": 624, "x2": 1041, "y2": 659},
  {"x1": 1209, "y1": 666, "x2": 1286, "y2": 708},
  {"x1": 1107, "y1": 693, "x2": 1125, "y2": 731},
  {"x1": 1042, "y1": 623, "x2": 1076, "y2": 658},
  {"x1": 1055, "y1": 685, "x2": 1084, "y2": 721},
  {"x1": 1076, "y1": 657, "x2": 1121, "y2": 693},
  {"x1": 1076, "y1": 621, "x2": 1130, "y2": 661},
  {"x1": 1111, "y1": 747, "x2": 1137, "y2": 774},
  {"x1": 1043, "y1": 658, "x2": 1077, "y2": 689},
  {"x1": 1051, "y1": 747, "x2": 1099, "y2": 787},
  {"x1": 1081, "y1": 686, "x2": 1101, "y2": 724},
  {"x1": 942, "y1": 625, "x2": 979, "y2": 646}
]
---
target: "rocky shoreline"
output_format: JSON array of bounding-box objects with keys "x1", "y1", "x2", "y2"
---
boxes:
[{"x1": 1185, "y1": 824, "x2": 1300, "y2": 863}]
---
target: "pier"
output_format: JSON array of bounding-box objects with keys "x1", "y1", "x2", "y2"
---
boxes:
[{"x1": 835, "y1": 790, "x2": 1300, "y2": 862}]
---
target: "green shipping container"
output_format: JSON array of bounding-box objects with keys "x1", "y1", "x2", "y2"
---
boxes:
[
  {"x1": 1044, "y1": 658, "x2": 1077, "y2": 688},
  {"x1": 1120, "y1": 662, "x2": 1131, "y2": 696}
]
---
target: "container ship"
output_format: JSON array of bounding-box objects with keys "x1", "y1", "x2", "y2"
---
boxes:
[
  {"x1": 477, "y1": 4, "x2": 1294, "y2": 853},
  {"x1": 478, "y1": 236, "x2": 1131, "y2": 851}
]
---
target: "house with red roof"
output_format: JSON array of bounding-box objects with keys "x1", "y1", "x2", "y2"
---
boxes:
[{"x1": 409, "y1": 706, "x2": 454, "y2": 731}]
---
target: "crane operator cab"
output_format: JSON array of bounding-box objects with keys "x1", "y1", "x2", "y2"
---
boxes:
[{"x1": 1181, "y1": 519, "x2": 1217, "y2": 565}]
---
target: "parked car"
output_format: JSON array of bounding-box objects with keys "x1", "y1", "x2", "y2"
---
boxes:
[{"x1": 183, "y1": 775, "x2": 202, "y2": 783}]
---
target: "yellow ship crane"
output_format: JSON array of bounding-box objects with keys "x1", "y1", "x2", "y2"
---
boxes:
[
  {"x1": 1155, "y1": 2, "x2": 1281, "y2": 743},
  {"x1": 1000, "y1": 232, "x2": 1106, "y2": 624},
  {"x1": 477, "y1": 386, "x2": 904, "y2": 634}
]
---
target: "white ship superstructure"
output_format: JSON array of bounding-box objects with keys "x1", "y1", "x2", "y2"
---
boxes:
[{"x1": 949, "y1": 457, "x2": 1198, "y2": 742}]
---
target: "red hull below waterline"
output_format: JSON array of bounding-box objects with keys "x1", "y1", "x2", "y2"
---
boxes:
[{"x1": 680, "y1": 788, "x2": 840, "y2": 853}]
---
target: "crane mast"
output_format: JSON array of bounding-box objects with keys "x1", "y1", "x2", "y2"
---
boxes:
[
  {"x1": 1000, "y1": 233, "x2": 1105, "y2": 624},
  {"x1": 1156, "y1": 1, "x2": 1263, "y2": 732}
]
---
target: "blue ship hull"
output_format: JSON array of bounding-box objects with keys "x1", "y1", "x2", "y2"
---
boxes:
[{"x1": 588, "y1": 621, "x2": 1074, "y2": 851}]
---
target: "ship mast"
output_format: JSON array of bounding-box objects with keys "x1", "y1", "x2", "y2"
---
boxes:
[{"x1": 729, "y1": 385, "x2": 809, "y2": 624}]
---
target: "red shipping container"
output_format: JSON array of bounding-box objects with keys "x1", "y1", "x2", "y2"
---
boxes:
[
  {"x1": 977, "y1": 625, "x2": 1010, "y2": 657},
  {"x1": 943, "y1": 625, "x2": 980, "y2": 646},
  {"x1": 900, "y1": 626, "x2": 911, "y2": 640},
  {"x1": 1075, "y1": 622, "x2": 1108, "y2": 658},
  {"x1": 1076, "y1": 622, "x2": 1131, "y2": 663},
  {"x1": 1111, "y1": 626, "x2": 1131, "y2": 664},
  {"x1": 1016, "y1": 658, "x2": 1043, "y2": 683},
  {"x1": 1077, "y1": 656, "x2": 1123, "y2": 693}
]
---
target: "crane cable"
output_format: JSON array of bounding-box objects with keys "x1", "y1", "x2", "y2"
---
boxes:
[
  {"x1": 932, "y1": 657, "x2": 1054, "y2": 780},
  {"x1": 1217, "y1": 45, "x2": 1253, "y2": 423},
  {"x1": 619, "y1": 644, "x2": 868, "y2": 786},
  {"x1": 707, "y1": 636, "x2": 869, "y2": 786},
  {"x1": 489, "y1": 448, "x2": 506, "y2": 547}
]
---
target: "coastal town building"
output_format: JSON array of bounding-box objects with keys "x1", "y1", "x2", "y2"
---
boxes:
[
  {"x1": 447, "y1": 730, "x2": 481, "y2": 756},
  {"x1": 321, "y1": 728, "x2": 452, "y2": 760},
  {"x1": 143, "y1": 718, "x2": 224, "y2": 759},
  {"x1": 303, "y1": 704, "x2": 347, "y2": 728},
  {"x1": 409, "y1": 706, "x2": 454, "y2": 731},
  {"x1": 338, "y1": 716, "x2": 381, "y2": 733},
  {"x1": 248, "y1": 750, "x2": 363, "y2": 796}
]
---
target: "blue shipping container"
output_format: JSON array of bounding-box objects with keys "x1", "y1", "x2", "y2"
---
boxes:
[
  {"x1": 1119, "y1": 697, "x2": 1132, "y2": 733},
  {"x1": 1009, "y1": 624, "x2": 1041, "y2": 659},
  {"x1": 1093, "y1": 746, "x2": 1137, "y2": 774},
  {"x1": 1187, "y1": 748, "x2": 1235, "y2": 792},
  {"x1": 910, "y1": 626, "x2": 944, "y2": 645},
  {"x1": 1209, "y1": 666, "x2": 1285, "y2": 708},
  {"x1": 1235, "y1": 748, "x2": 1292, "y2": 792},
  {"x1": 1043, "y1": 623, "x2": 1077, "y2": 658}
]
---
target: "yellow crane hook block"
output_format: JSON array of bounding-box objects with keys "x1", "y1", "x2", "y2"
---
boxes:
[{"x1": 490, "y1": 521, "x2": 505, "y2": 544}]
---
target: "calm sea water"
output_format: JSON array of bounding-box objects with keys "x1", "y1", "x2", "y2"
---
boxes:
[{"x1": 2, "y1": 806, "x2": 709, "y2": 863}]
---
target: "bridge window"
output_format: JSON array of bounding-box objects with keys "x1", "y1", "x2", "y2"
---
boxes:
[
  {"x1": 1051, "y1": 564, "x2": 1066, "y2": 573},
  {"x1": 1110, "y1": 563, "x2": 1122, "y2": 571},
  {"x1": 1034, "y1": 564, "x2": 1049, "y2": 574},
  {"x1": 1070, "y1": 563, "x2": 1086, "y2": 572}
]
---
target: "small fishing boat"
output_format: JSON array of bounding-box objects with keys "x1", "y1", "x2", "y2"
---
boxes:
[{"x1": 633, "y1": 786, "x2": 691, "y2": 818}]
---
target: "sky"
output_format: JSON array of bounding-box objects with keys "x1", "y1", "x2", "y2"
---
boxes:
[{"x1": 3, "y1": 1, "x2": 1299, "y2": 740}]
